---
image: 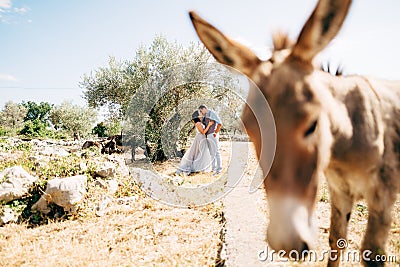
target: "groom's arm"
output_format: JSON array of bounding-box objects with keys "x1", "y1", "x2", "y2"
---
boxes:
[
  {"x1": 213, "y1": 123, "x2": 222, "y2": 138},
  {"x1": 209, "y1": 111, "x2": 222, "y2": 135},
  {"x1": 215, "y1": 123, "x2": 222, "y2": 134}
]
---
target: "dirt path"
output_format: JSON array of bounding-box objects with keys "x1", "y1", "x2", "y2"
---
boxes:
[
  {"x1": 223, "y1": 175, "x2": 268, "y2": 266},
  {"x1": 219, "y1": 141, "x2": 269, "y2": 266}
]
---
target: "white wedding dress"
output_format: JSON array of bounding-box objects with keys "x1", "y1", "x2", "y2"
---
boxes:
[{"x1": 176, "y1": 123, "x2": 212, "y2": 174}]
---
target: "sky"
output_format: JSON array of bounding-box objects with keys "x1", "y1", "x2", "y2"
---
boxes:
[{"x1": 1, "y1": 0, "x2": 400, "y2": 109}]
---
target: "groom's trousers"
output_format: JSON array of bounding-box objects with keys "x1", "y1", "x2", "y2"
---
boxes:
[{"x1": 206, "y1": 133, "x2": 222, "y2": 172}]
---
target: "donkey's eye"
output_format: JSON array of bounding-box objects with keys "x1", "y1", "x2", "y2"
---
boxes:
[{"x1": 304, "y1": 120, "x2": 318, "y2": 137}]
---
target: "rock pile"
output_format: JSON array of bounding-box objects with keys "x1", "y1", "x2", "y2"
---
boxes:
[{"x1": 0, "y1": 137, "x2": 132, "y2": 226}]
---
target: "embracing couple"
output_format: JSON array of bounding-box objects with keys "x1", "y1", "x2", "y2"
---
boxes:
[{"x1": 176, "y1": 105, "x2": 222, "y2": 176}]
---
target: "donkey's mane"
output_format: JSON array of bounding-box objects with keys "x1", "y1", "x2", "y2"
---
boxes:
[
  {"x1": 271, "y1": 31, "x2": 345, "y2": 77},
  {"x1": 272, "y1": 31, "x2": 293, "y2": 51},
  {"x1": 321, "y1": 62, "x2": 344, "y2": 76}
]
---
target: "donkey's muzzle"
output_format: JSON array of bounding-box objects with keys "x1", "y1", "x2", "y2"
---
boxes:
[{"x1": 266, "y1": 196, "x2": 316, "y2": 257}]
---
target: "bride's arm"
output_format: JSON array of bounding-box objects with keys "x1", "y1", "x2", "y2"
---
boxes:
[
  {"x1": 195, "y1": 122, "x2": 206, "y2": 134},
  {"x1": 196, "y1": 121, "x2": 214, "y2": 134}
]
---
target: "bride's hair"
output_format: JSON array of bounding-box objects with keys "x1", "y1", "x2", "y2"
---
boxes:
[{"x1": 191, "y1": 111, "x2": 201, "y2": 123}]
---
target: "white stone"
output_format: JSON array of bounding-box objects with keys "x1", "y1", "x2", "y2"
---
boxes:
[
  {"x1": 39, "y1": 147, "x2": 69, "y2": 157},
  {"x1": 79, "y1": 162, "x2": 88, "y2": 172},
  {"x1": 117, "y1": 162, "x2": 130, "y2": 178},
  {"x1": 30, "y1": 139, "x2": 47, "y2": 147},
  {"x1": 95, "y1": 195, "x2": 112, "y2": 217},
  {"x1": 94, "y1": 179, "x2": 118, "y2": 195},
  {"x1": 0, "y1": 166, "x2": 38, "y2": 202},
  {"x1": 95, "y1": 162, "x2": 116, "y2": 178},
  {"x1": 32, "y1": 175, "x2": 87, "y2": 214},
  {"x1": 107, "y1": 179, "x2": 119, "y2": 195},
  {"x1": 0, "y1": 207, "x2": 18, "y2": 226}
]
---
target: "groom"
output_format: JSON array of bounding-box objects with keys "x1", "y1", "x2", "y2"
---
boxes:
[{"x1": 198, "y1": 104, "x2": 222, "y2": 175}]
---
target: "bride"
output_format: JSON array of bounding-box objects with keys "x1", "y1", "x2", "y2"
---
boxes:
[{"x1": 176, "y1": 110, "x2": 214, "y2": 175}]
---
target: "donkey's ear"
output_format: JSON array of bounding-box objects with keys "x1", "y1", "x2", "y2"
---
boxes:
[
  {"x1": 290, "y1": 0, "x2": 352, "y2": 62},
  {"x1": 189, "y1": 11, "x2": 261, "y2": 77}
]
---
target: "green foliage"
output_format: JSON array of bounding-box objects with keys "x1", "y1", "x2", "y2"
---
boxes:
[
  {"x1": 49, "y1": 101, "x2": 98, "y2": 137},
  {"x1": 48, "y1": 130, "x2": 68, "y2": 140},
  {"x1": 6, "y1": 199, "x2": 28, "y2": 215},
  {"x1": 0, "y1": 127, "x2": 8, "y2": 137},
  {"x1": 21, "y1": 101, "x2": 53, "y2": 125},
  {"x1": 38, "y1": 156, "x2": 95, "y2": 179},
  {"x1": 0, "y1": 138, "x2": 148, "y2": 226},
  {"x1": 0, "y1": 100, "x2": 98, "y2": 139},
  {"x1": 319, "y1": 187, "x2": 329, "y2": 203},
  {"x1": 0, "y1": 101, "x2": 27, "y2": 136},
  {"x1": 92, "y1": 119, "x2": 122, "y2": 137},
  {"x1": 92, "y1": 122, "x2": 108, "y2": 137},
  {"x1": 81, "y1": 57, "x2": 129, "y2": 118},
  {"x1": 3, "y1": 188, "x2": 66, "y2": 226},
  {"x1": 19, "y1": 119, "x2": 51, "y2": 138},
  {"x1": 0, "y1": 151, "x2": 94, "y2": 185},
  {"x1": 0, "y1": 101, "x2": 56, "y2": 139},
  {"x1": 105, "y1": 118, "x2": 122, "y2": 136},
  {"x1": 356, "y1": 203, "x2": 368, "y2": 215}
]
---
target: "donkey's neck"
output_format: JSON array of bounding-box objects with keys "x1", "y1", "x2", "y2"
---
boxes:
[{"x1": 322, "y1": 73, "x2": 399, "y2": 168}]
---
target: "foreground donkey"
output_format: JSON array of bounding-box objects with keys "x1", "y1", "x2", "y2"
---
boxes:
[{"x1": 190, "y1": 0, "x2": 400, "y2": 266}]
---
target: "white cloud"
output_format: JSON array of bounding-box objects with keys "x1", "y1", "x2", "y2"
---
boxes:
[
  {"x1": 14, "y1": 6, "x2": 29, "y2": 14},
  {"x1": 0, "y1": 1, "x2": 31, "y2": 24},
  {"x1": 0, "y1": 73, "x2": 17, "y2": 82},
  {"x1": 0, "y1": 0, "x2": 11, "y2": 9}
]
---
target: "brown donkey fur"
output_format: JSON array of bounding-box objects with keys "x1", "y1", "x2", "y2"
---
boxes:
[{"x1": 190, "y1": 0, "x2": 400, "y2": 266}]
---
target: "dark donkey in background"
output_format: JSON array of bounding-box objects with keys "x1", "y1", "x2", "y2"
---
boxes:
[{"x1": 190, "y1": 0, "x2": 400, "y2": 266}]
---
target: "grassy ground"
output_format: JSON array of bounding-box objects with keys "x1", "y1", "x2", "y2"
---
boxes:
[
  {"x1": 0, "y1": 197, "x2": 223, "y2": 266},
  {"x1": 0, "y1": 138, "x2": 223, "y2": 267},
  {"x1": 0, "y1": 138, "x2": 399, "y2": 266}
]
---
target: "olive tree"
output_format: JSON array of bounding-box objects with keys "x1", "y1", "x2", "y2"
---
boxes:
[
  {"x1": 0, "y1": 101, "x2": 27, "y2": 135},
  {"x1": 50, "y1": 101, "x2": 97, "y2": 137},
  {"x1": 81, "y1": 35, "x2": 243, "y2": 161}
]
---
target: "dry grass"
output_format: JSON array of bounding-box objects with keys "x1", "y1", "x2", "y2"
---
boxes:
[
  {"x1": 0, "y1": 139, "x2": 224, "y2": 267},
  {"x1": 1, "y1": 139, "x2": 399, "y2": 267},
  {"x1": 0, "y1": 195, "x2": 223, "y2": 266}
]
